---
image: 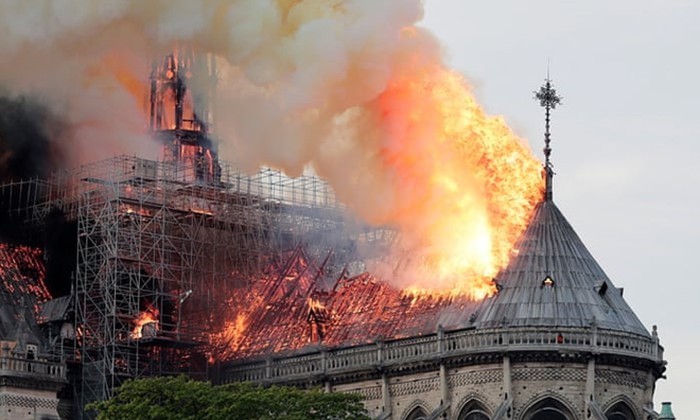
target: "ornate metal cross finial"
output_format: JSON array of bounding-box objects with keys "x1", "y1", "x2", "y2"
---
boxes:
[
  {"x1": 535, "y1": 78, "x2": 562, "y2": 167},
  {"x1": 534, "y1": 76, "x2": 562, "y2": 201}
]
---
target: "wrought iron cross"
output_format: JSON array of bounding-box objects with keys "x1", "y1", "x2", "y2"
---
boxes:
[{"x1": 534, "y1": 78, "x2": 562, "y2": 169}]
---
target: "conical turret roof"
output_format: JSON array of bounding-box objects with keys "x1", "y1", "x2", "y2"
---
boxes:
[{"x1": 474, "y1": 197, "x2": 649, "y2": 336}]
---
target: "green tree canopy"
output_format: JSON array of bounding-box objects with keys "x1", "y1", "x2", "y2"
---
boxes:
[{"x1": 87, "y1": 376, "x2": 370, "y2": 420}]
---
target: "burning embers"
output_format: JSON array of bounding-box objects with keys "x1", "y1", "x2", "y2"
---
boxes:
[
  {"x1": 307, "y1": 297, "x2": 329, "y2": 343},
  {"x1": 130, "y1": 304, "x2": 159, "y2": 340},
  {"x1": 209, "y1": 247, "x2": 485, "y2": 361},
  {"x1": 0, "y1": 243, "x2": 51, "y2": 314}
]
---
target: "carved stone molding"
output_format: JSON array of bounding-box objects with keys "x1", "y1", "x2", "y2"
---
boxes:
[
  {"x1": 448, "y1": 369, "x2": 502, "y2": 387},
  {"x1": 350, "y1": 385, "x2": 382, "y2": 401},
  {"x1": 0, "y1": 393, "x2": 58, "y2": 410},
  {"x1": 595, "y1": 369, "x2": 648, "y2": 390},
  {"x1": 512, "y1": 367, "x2": 586, "y2": 383},
  {"x1": 390, "y1": 377, "x2": 440, "y2": 397}
]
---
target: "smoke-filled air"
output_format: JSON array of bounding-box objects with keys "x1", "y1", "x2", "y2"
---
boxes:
[{"x1": 0, "y1": 0, "x2": 544, "y2": 298}]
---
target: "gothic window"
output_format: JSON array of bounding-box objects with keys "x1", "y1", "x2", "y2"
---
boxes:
[
  {"x1": 405, "y1": 406, "x2": 429, "y2": 420},
  {"x1": 458, "y1": 400, "x2": 490, "y2": 420},
  {"x1": 522, "y1": 397, "x2": 574, "y2": 420},
  {"x1": 605, "y1": 401, "x2": 636, "y2": 420}
]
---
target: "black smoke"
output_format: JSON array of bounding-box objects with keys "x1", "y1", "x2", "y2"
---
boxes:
[
  {"x1": 0, "y1": 93, "x2": 64, "y2": 241},
  {"x1": 0, "y1": 93, "x2": 64, "y2": 181},
  {"x1": 43, "y1": 208, "x2": 77, "y2": 297},
  {"x1": 0, "y1": 94, "x2": 75, "y2": 297}
]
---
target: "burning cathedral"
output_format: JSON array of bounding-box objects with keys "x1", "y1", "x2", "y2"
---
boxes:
[
  {"x1": 0, "y1": 11, "x2": 671, "y2": 420},
  {"x1": 217, "y1": 82, "x2": 671, "y2": 419}
]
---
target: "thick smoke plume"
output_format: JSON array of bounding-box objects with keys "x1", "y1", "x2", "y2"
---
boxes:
[
  {"x1": 0, "y1": 94, "x2": 64, "y2": 180},
  {"x1": 0, "y1": 0, "x2": 543, "y2": 296}
]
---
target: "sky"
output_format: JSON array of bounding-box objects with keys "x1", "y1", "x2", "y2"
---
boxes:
[{"x1": 421, "y1": 1, "x2": 699, "y2": 417}]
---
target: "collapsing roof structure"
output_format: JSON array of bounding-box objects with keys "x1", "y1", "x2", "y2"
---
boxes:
[
  {"x1": 211, "y1": 245, "x2": 481, "y2": 360},
  {"x1": 216, "y1": 182, "x2": 652, "y2": 361}
]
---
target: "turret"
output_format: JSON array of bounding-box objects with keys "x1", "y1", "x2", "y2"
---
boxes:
[{"x1": 659, "y1": 402, "x2": 676, "y2": 420}]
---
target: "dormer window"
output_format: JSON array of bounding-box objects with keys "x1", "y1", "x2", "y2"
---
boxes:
[
  {"x1": 26, "y1": 344, "x2": 37, "y2": 360},
  {"x1": 597, "y1": 281, "x2": 608, "y2": 296},
  {"x1": 492, "y1": 279, "x2": 503, "y2": 293},
  {"x1": 542, "y1": 276, "x2": 555, "y2": 288}
]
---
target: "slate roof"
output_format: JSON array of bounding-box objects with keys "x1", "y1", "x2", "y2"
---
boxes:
[
  {"x1": 0, "y1": 290, "x2": 44, "y2": 354},
  {"x1": 38, "y1": 295, "x2": 73, "y2": 324},
  {"x1": 0, "y1": 293, "x2": 16, "y2": 339},
  {"x1": 0, "y1": 243, "x2": 50, "y2": 348},
  {"x1": 473, "y1": 196, "x2": 650, "y2": 336}
]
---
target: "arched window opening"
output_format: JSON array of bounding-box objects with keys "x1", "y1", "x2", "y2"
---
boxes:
[
  {"x1": 458, "y1": 400, "x2": 490, "y2": 420},
  {"x1": 605, "y1": 401, "x2": 636, "y2": 420},
  {"x1": 405, "y1": 406, "x2": 429, "y2": 420},
  {"x1": 522, "y1": 397, "x2": 574, "y2": 420}
]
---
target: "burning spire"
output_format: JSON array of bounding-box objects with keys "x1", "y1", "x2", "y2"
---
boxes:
[
  {"x1": 149, "y1": 47, "x2": 221, "y2": 184},
  {"x1": 535, "y1": 73, "x2": 562, "y2": 201}
]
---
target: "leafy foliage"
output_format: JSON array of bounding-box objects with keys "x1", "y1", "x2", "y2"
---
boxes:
[{"x1": 87, "y1": 376, "x2": 370, "y2": 420}]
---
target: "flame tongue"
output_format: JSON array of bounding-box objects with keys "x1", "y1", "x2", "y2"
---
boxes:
[
  {"x1": 307, "y1": 297, "x2": 326, "y2": 311},
  {"x1": 131, "y1": 305, "x2": 159, "y2": 340},
  {"x1": 357, "y1": 68, "x2": 544, "y2": 298}
]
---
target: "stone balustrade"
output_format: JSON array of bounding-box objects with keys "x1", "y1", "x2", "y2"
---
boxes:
[
  {"x1": 0, "y1": 356, "x2": 67, "y2": 381},
  {"x1": 222, "y1": 325, "x2": 662, "y2": 384}
]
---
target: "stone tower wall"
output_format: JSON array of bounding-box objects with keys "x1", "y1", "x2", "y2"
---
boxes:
[{"x1": 332, "y1": 359, "x2": 654, "y2": 419}]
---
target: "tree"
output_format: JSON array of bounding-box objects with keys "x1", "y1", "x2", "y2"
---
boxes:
[{"x1": 87, "y1": 376, "x2": 371, "y2": 420}]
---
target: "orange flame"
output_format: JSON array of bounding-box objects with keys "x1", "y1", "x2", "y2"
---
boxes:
[
  {"x1": 307, "y1": 297, "x2": 326, "y2": 311},
  {"x1": 130, "y1": 305, "x2": 159, "y2": 340},
  {"x1": 369, "y1": 67, "x2": 544, "y2": 298},
  {"x1": 212, "y1": 313, "x2": 249, "y2": 355}
]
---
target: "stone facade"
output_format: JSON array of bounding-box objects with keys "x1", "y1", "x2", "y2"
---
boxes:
[
  {"x1": 331, "y1": 357, "x2": 657, "y2": 419},
  {"x1": 220, "y1": 153, "x2": 668, "y2": 420},
  {"x1": 221, "y1": 324, "x2": 664, "y2": 419},
  {"x1": 0, "y1": 355, "x2": 66, "y2": 420},
  {"x1": 0, "y1": 306, "x2": 68, "y2": 420},
  {"x1": 0, "y1": 386, "x2": 61, "y2": 420}
]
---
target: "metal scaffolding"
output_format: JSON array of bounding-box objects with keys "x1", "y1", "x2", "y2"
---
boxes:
[
  {"x1": 0, "y1": 47, "x2": 397, "y2": 417},
  {"x1": 1, "y1": 154, "x2": 393, "y2": 414}
]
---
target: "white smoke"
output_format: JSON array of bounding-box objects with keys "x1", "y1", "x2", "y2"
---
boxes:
[
  {"x1": 0, "y1": 0, "x2": 542, "y2": 294},
  {"x1": 0, "y1": 0, "x2": 427, "y2": 169}
]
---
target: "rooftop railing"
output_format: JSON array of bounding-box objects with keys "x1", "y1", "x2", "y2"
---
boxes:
[
  {"x1": 0, "y1": 356, "x2": 67, "y2": 382},
  {"x1": 222, "y1": 325, "x2": 662, "y2": 384}
]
